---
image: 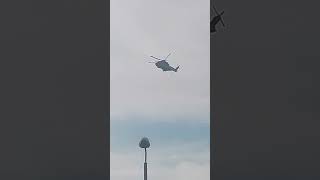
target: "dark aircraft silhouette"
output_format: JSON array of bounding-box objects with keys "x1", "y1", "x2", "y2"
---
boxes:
[
  {"x1": 211, "y1": 4, "x2": 225, "y2": 33},
  {"x1": 149, "y1": 53, "x2": 180, "y2": 72}
]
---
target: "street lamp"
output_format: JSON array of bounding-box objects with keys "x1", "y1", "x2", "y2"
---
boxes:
[{"x1": 139, "y1": 137, "x2": 150, "y2": 180}]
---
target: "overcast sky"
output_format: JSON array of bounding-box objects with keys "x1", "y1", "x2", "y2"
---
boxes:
[{"x1": 110, "y1": 0, "x2": 210, "y2": 180}]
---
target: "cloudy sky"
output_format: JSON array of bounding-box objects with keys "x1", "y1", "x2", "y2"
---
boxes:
[{"x1": 110, "y1": 0, "x2": 210, "y2": 180}]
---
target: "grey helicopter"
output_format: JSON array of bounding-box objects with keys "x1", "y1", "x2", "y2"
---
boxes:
[
  {"x1": 211, "y1": 3, "x2": 225, "y2": 34},
  {"x1": 149, "y1": 53, "x2": 180, "y2": 72}
]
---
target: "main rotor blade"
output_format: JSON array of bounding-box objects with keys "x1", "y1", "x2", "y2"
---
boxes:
[
  {"x1": 212, "y1": 3, "x2": 225, "y2": 27},
  {"x1": 164, "y1": 53, "x2": 171, "y2": 60},
  {"x1": 150, "y1": 56, "x2": 162, "y2": 61},
  {"x1": 219, "y1": 14, "x2": 225, "y2": 27},
  {"x1": 148, "y1": 61, "x2": 156, "y2": 63},
  {"x1": 210, "y1": 7, "x2": 215, "y2": 21},
  {"x1": 212, "y1": 3, "x2": 219, "y2": 15}
]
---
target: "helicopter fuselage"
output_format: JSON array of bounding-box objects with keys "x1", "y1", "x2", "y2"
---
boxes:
[
  {"x1": 155, "y1": 60, "x2": 178, "y2": 72},
  {"x1": 149, "y1": 54, "x2": 179, "y2": 72}
]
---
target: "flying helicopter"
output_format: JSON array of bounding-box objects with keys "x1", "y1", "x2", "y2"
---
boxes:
[
  {"x1": 211, "y1": 3, "x2": 225, "y2": 33},
  {"x1": 149, "y1": 53, "x2": 180, "y2": 72}
]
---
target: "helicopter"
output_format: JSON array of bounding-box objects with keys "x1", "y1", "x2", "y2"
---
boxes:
[
  {"x1": 211, "y1": 3, "x2": 225, "y2": 33},
  {"x1": 149, "y1": 53, "x2": 180, "y2": 72}
]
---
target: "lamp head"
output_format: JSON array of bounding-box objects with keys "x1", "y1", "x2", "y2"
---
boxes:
[{"x1": 139, "y1": 137, "x2": 150, "y2": 148}]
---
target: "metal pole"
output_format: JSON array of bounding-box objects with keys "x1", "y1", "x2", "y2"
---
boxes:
[{"x1": 144, "y1": 148, "x2": 147, "y2": 180}]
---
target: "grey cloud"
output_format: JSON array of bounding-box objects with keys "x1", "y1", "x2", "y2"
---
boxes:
[{"x1": 111, "y1": 0, "x2": 210, "y2": 121}]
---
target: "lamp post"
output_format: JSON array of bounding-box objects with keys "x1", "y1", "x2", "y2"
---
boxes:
[{"x1": 139, "y1": 137, "x2": 150, "y2": 180}]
